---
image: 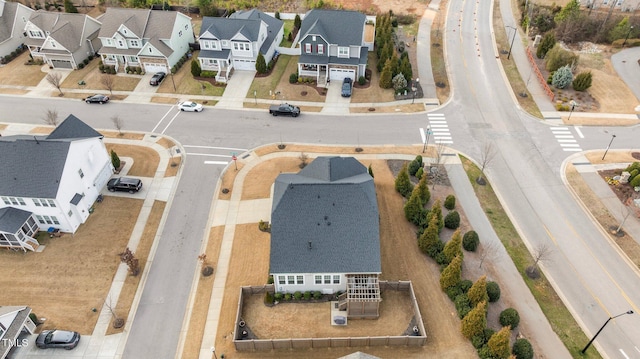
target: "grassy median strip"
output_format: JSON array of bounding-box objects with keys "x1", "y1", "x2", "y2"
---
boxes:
[{"x1": 460, "y1": 155, "x2": 601, "y2": 359}]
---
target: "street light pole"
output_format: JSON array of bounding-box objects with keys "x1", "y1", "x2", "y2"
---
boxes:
[
  {"x1": 602, "y1": 134, "x2": 617, "y2": 161},
  {"x1": 581, "y1": 310, "x2": 633, "y2": 354},
  {"x1": 567, "y1": 100, "x2": 577, "y2": 122},
  {"x1": 623, "y1": 26, "x2": 634, "y2": 47},
  {"x1": 422, "y1": 127, "x2": 432, "y2": 153},
  {"x1": 506, "y1": 26, "x2": 517, "y2": 60}
]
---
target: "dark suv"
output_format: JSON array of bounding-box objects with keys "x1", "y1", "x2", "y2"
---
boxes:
[
  {"x1": 149, "y1": 72, "x2": 166, "y2": 86},
  {"x1": 107, "y1": 177, "x2": 142, "y2": 193},
  {"x1": 341, "y1": 77, "x2": 353, "y2": 97}
]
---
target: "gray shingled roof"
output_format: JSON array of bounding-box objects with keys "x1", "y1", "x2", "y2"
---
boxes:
[
  {"x1": 299, "y1": 9, "x2": 365, "y2": 47},
  {"x1": 143, "y1": 10, "x2": 177, "y2": 41},
  {"x1": 28, "y1": 11, "x2": 92, "y2": 53},
  {"x1": 0, "y1": 0, "x2": 19, "y2": 43},
  {"x1": 270, "y1": 157, "x2": 380, "y2": 274},
  {"x1": 230, "y1": 9, "x2": 283, "y2": 55},
  {"x1": 0, "y1": 306, "x2": 31, "y2": 358},
  {"x1": 97, "y1": 8, "x2": 149, "y2": 39},
  {"x1": 47, "y1": 114, "x2": 103, "y2": 140},
  {"x1": 0, "y1": 207, "x2": 32, "y2": 233},
  {"x1": 200, "y1": 17, "x2": 260, "y2": 42},
  {"x1": 199, "y1": 48, "x2": 230, "y2": 59}
]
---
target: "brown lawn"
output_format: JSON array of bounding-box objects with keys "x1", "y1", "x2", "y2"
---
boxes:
[
  {"x1": 0, "y1": 52, "x2": 46, "y2": 86},
  {"x1": 0, "y1": 197, "x2": 143, "y2": 334},
  {"x1": 105, "y1": 143, "x2": 159, "y2": 178},
  {"x1": 351, "y1": 53, "x2": 395, "y2": 104},
  {"x1": 101, "y1": 132, "x2": 145, "y2": 140},
  {"x1": 241, "y1": 157, "x2": 300, "y2": 200},
  {"x1": 61, "y1": 59, "x2": 140, "y2": 92}
]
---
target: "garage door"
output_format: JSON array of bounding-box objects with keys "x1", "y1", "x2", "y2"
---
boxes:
[
  {"x1": 143, "y1": 63, "x2": 168, "y2": 73},
  {"x1": 50, "y1": 59, "x2": 73, "y2": 69},
  {"x1": 233, "y1": 59, "x2": 256, "y2": 71},
  {"x1": 329, "y1": 68, "x2": 355, "y2": 82}
]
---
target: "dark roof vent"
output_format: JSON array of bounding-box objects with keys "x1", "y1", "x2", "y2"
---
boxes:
[
  {"x1": 327, "y1": 222, "x2": 331, "y2": 226},
  {"x1": 308, "y1": 241, "x2": 312, "y2": 249},
  {"x1": 324, "y1": 215, "x2": 328, "y2": 220}
]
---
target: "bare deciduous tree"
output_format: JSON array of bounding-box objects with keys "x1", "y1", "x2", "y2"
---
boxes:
[
  {"x1": 526, "y1": 243, "x2": 553, "y2": 278},
  {"x1": 478, "y1": 240, "x2": 501, "y2": 269},
  {"x1": 42, "y1": 109, "x2": 59, "y2": 127},
  {"x1": 298, "y1": 152, "x2": 309, "y2": 169},
  {"x1": 119, "y1": 247, "x2": 139, "y2": 276},
  {"x1": 477, "y1": 141, "x2": 497, "y2": 185},
  {"x1": 46, "y1": 72, "x2": 63, "y2": 96},
  {"x1": 614, "y1": 197, "x2": 636, "y2": 235},
  {"x1": 111, "y1": 115, "x2": 123, "y2": 136},
  {"x1": 104, "y1": 294, "x2": 124, "y2": 328},
  {"x1": 101, "y1": 74, "x2": 115, "y2": 95}
]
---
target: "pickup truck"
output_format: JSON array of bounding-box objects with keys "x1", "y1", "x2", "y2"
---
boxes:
[{"x1": 269, "y1": 103, "x2": 300, "y2": 117}]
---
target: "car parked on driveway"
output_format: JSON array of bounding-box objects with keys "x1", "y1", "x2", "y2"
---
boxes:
[
  {"x1": 85, "y1": 94, "x2": 109, "y2": 104},
  {"x1": 179, "y1": 101, "x2": 203, "y2": 112},
  {"x1": 341, "y1": 77, "x2": 353, "y2": 97},
  {"x1": 149, "y1": 72, "x2": 166, "y2": 86},
  {"x1": 107, "y1": 177, "x2": 143, "y2": 193},
  {"x1": 269, "y1": 103, "x2": 300, "y2": 117},
  {"x1": 36, "y1": 330, "x2": 80, "y2": 350}
]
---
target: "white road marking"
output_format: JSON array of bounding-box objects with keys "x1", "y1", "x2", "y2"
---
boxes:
[
  {"x1": 635, "y1": 346, "x2": 640, "y2": 353},
  {"x1": 563, "y1": 148, "x2": 582, "y2": 152},
  {"x1": 619, "y1": 349, "x2": 629, "y2": 359},
  {"x1": 430, "y1": 128, "x2": 450, "y2": 132},
  {"x1": 183, "y1": 145, "x2": 248, "y2": 151},
  {"x1": 152, "y1": 106, "x2": 177, "y2": 133},
  {"x1": 429, "y1": 120, "x2": 447, "y2": 124},
  {"x1": 560, "y1": 144, "x2": 580, "y2": 147},
  {"x1": 419, "y1": 128, "x2": 426, "y2": 143},
  {"x1": 555, "y1": 135, "x2": 575, "y2": 139},
  {"x1": 161, "y1": 111, "x2": 181, "y2": 134},
  {"x1": 435, "y1": 140, "x2": 454, "y2": 144},
  {"x1": 187, "y1": 153, "x2": 233, "y2": 158},
  {"x1": 203, "y1": 161, "x2": 229, "y2": 165},
  {"x1": 574, "y1": 126, "x2": 584, "y2": 138},
  {"x1": 557, "y1": 139, "x2": 577, "y2": 143}
]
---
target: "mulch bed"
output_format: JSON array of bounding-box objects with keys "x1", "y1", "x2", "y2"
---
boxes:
[{"x1": 598, "y1": 168, "x2": 640, "y2": 204}]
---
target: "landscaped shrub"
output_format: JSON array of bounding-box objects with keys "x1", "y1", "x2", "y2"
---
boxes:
[
  {"x1": 536, "y1": 32, "x2": 556, "y2": 59},
  {"x1": 313, "y1": 291, "x2": 322, "y2": 300},
  {"x1": 630, "y1": 173, "x2": 640, "y2": 187},
  {"x1": 200, "y1": 71, "x2": 216, "y2": 78},
  {"x1": 284, "y1": 293, "x2": 292, "y2": 301},
  {"x1": 499, "y1": 308, "x2": 520, "y2": 328},
  {"x1": 427, "y1": 199, "x2": 444, "y2": 230},
  {"x1": 572, "y1": 71, "x2": 592, "y2": 91},
  {"x1": 303, "y1": 291, "x2": 312, "y2": 300},
  {"x1": 545, "y1": 44, "x2": 578, "y2": 72},
  {"x1": 629, "y1": 169, "x2": 639, "y2": 180},
  {"x1": 461, "y1": 301, "x2": 487, "y2": 339},
  {"x1": 404, "y1": 190, "x2": 424, "y2": 226},
  {"x1": 191, "y1": 59, "x2": 201, "y2": 77},
  {"x1": 460, "y1": 279, "x2": 473, "y2": 293},
  {"x1": 264, "y1": 291, "x2": 274, "y2": 304},
  {"x1": 415, "y1": 175, "x2": 430, "y2": 205},
  {"x1": 395, "y1": 163, "x2": 413, "y2": 198},
  {"x1": 274, "y1": 292, "x2": 283, "y2": 301},
  {"x1": 255, "y1": 52, "x2": 267, "y2": 74},
  {"x1": 408, "y1": 155, "x2": 423, "y2": 176},
  {"x1": 445, "y1": 283, "x2": 463, "y2": 301},
  {"x1": 454, "y1": 294, "x2": 471, "y2": 318},
  {"x1": 358, "y1": 76, "x2": 366, "y2": 85},
  {"x1": 419, "y1": 215, "x2": 441, "y2": 257},
  {"x1": 444, "y1": 210, "x2": 460, "y2": 229},
  {"x1": 415, "y1": 167, "x2": 424, "y2": 179},
  {"x1": 551, "y1": 65, "x2": 573, "y2": 89},
  {"x1": 289, "y1": 73, "x2": 298, "y2": 83},
  {"x1": 444, "y1": 194, "x2": 456, "y2": 210},
  {"x1": 468, "y1": 276, "x2": 488, "y2": 307},
  {"x1": 487, "y1": 326, "x2": 511, "y2": 359},
  {"x1": 512, "y1": 338, "x2": 534, "y2": 359},
  {"x1": 443, "y1": 229, "x2": 462, "y2": 263},
  {"x1": 392, "y1": 73, "x2": 407, "y2": 92},
  {"x1": 293, "y1": 291, "x2": 302, "y2": 300},
  {"x1": 486, "y1": 281, "x2": 501, "y2": 302},
  {"x1": 463, "y1": 230, "x2": 480, "y2": 251},
  {"x1": 625, "y1": 162, "x2": 640, "y2": 172},
  {"x1": 78, "y1": 63, "x2": 85, "y2": 69},
  {"x1": 111, "y1": 149, "x2": 121, "y2": 170},
  {"x1": 440, "y1": 255, "x2": 462, "y2": 290}
]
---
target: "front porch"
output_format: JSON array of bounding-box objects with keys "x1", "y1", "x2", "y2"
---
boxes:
[{"x1": 100, "y1": 54, "x2": 141, "y2": 73}]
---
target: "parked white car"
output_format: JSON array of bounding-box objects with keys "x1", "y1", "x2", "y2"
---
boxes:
[{"x1": 179, "y1": 101, "x2": 204, "y2": 112}]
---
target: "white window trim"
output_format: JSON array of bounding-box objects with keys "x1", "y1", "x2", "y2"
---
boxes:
[
  {"x1": 318, "y1": 44, "x2": 324, "y2": 55},
  {"x1": 338, "y1": 47, "x2": 349, "y2": 58},
  {"x1": 305, "y1": 43, "x2": 312, "y2": 54}
]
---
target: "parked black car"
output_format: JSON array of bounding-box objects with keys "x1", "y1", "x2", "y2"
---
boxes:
[
  {"x1": 85, "y1": 94, "x2": 109, "y2": 104},
  {"x1": 107, "y1": 177, "x2": 143, "y2": 193},
  {"x1": 36, "y1": 330, "x2": 80, "y2": 350},
  {"x1": 341, "y1": 78, "x2": 353, "y2": 97},
  {"x1": 149, "y1": 72, "x2": 166, "y2": 86},
  {"x1": 269, "y1": 103, "x2": 301, "y2": 117}
]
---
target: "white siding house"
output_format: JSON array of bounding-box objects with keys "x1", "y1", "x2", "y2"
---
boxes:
[{"x1": 0, "y1": 0, "x2": 33, "y2": 59}]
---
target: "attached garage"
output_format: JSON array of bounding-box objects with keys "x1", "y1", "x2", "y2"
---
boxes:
[
  {"x1": 50, "y1": 59, "x2": 73, "y2": 69},
  {"x1": 143, "y1": 63, "x2": 168, "y2": 73},
  {"x1": 329, "y1": 68, "x2": 355, "y2": 82},
  {"x1": 233, "y1": 58, "x2": 256, "y2": 71}
]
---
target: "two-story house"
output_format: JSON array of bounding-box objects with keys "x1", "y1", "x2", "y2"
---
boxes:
[
  {"x1": 23, "y1": 10, "x2": 101, "y2": 69},
  {"x1": 0, "y1": 115, "x2": 113, "y2": 251},
  {"x1": 270, "y1": 156, "x2": 382, "y2": 319},
  {"x1": 297, "y1": 9, "x2": 375, "y2": 85},
  {"x1": 0, "y1": 0, "x2": 33, "y2": 59},
  {"x1": 197, "y1": 9, "x2": 283, "y2": 82},
  {"x1": 97, "y1": 8, "x2": 194, "y2": 74},
  {"x1": 0, "y1": 306, "x2": 36, "y2": 358}
]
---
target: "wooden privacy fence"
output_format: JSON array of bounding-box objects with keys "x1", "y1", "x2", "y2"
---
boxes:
[
  {"x1": 233, "y1": 281, "x2": 426, "y2": 351},
  {"x1": 526, "y1": 47, "x2": 555, "y2": 101}
]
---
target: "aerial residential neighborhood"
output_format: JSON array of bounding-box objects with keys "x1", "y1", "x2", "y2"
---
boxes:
[{"x1": 0, "y1": 0, "x2": 639, "y2": 359}]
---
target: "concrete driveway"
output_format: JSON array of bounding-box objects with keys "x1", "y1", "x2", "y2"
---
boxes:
[
  {"x1": 215, "y1": 70, "x2": 256, "y2": 109},
  {"x1": 122, "y1": 72, "x2": 161, "y2": 103},
  {"x1": 320, "y1": 81, "x2": 351, "y2": 114}
]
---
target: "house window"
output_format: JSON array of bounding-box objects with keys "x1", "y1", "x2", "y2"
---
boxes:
[
  {"x1": 338, "y1": 47, "x2": 349, "y2": 57},
  {"x1": 278, "y1": 276, "x2": 286, "y2": 285},
  {"x1": 10, "y1": 198, "x2": 18, "y2": 205},
  {"x1": 130, "y1": 40, "x2": 140, "y2": 47},
  {"x1": 18, "y1": 198, "x2": 25, "y2": 205},
  {"x1": 1, "y1": 197, "x2": 9, "y2": 205},
  {"x1": 296, "y1": 275, "x2": 304, "y2": 284},
  {"x1": 179, "y1": 30, "x2": 183, "y2": 37},
  {"x1": 36, "y1": 215, "x2": 44, "y2": 224},
  {"x1": 78, "y1": 169, "x2": 84, "y2": 178},
  {"x1": 106, "y1": 39, "x2": 114, "y2": 46},
  {"x1": 211, "y1": 41, "x2": 218, "y2": 50},
  {"x1": 32, "y1": 199, "x2": 42, "y2": 207},
  {"x1": 305, "y1": 43, "x2": 312, "y2": 53},
  {"x1": 203, "y1": 41, "x2": 211, "y2": 49},
  {"x1": 315, "y1": 275, "x2": 322, "y2": 284},
  {"x1": 333, "y1": 275, "x2": 340, "y2": 284},
  {"x1": 287, "y1": 275, "x2": 294, "y2": 284},
  {"x1": 185, "y1": 24, "x2": 189, "y2": 30},
  {"x1": 233, "y1": 42, "x2": 250, "y2": 51},
  {"x1": 149, "y1": 48, "x2": 152, "y2": 53},
  {"x1": 43, "y1": 216, "x2": 52, "y2": 225},
  {"x1": 47, "y1": 199, "x2": 56, "y2": 207},
  {"x1": 318, "y1": 44, "x2": 324, "y2": 55},
  {"x1": 312, "y1": 36, "x2": 316, "y2": 41},
  {"x1": 29, "y1": 30, "x2": 43, "y2": 38},
  {"x1": 324, "y1": 275, "x2": 331, "y2": 284},
  {"x1": 68, "y1": 210, "x2": 73, "y2": 217},
  {"x1": 50, "y1": 41, "x2": 56, "y2": 48},
  {"x1": 222, "y1": 40, "x2": 228, "y2": 46},
  {"x1": 52, "y1": 216, "x2": 59, "y2": 225},
  {"x1": 117, "y1": 40, "x2": 124, "y2": 47}
]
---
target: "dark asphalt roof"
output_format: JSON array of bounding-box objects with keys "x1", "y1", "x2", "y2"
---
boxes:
[
  {"x1": 0, "y1": 207, "x2": 32, "y2": 233},
  {"x1": 270, "y1": 157, "x2": 380, "y2": 274},
  {"x1": 47, "y1": 114, "x2": 103, "y2": 140},
  {"x1": 299, "y1": 9, "x2": 365, "y2": 47}
]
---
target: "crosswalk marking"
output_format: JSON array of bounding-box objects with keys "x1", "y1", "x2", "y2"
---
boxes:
[
  {"x1": 550, "y1": 127, "x2": 582, "y2": 152},
  {"x1": 183, "y1": 144, "x2": 248, "y2": 165},
  {"x1": 427, "y1": 113, "x2": 453, "y2": 144}
]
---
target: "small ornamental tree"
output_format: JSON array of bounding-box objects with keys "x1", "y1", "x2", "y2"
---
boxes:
[
  {"x1": 427, "y1": 199, "x2": 444, "y2": 230},
  {"x1": 419, "y1": 215, "x2": 442, "y2": 257},
  {"x1": 630, "y1": 173, "x2": 640, "y2": 187},
  {"x1": 368, "y1": 164, "x2": 374, "y2": 178},
  {"x1": 191, "y1": 59, "x2": 201, "y2": 77},
  {"x1": 536, "y1": 32, "x2": 555, "y2": 59},
  {"x1": 379, "y1": 59, "x2": 393, "y2": 89},
  {"x1": 416, "y1": 175, "x2": 430, "y2": 205},
  {"x1": 468, "y1": 275, "x2": 488, "y2": 307},
  {"x1": 499, "y1": 308, "x2": 520, "y2": 329},
  {"x1": 395, "y1": 163, "x2": 413, "y2": 198},
  {"x1": 488, "y1": 326, "x2": 512, "y2": 359},
  {"x1": 408, "y1": 155, "x2": 423, "y2": 175},
  {"x1": 294, "y1": 14, "x2": 302, "y2": 29},
  {"x1": 545, "y1": 45, "x2": 578, "y2": 72},
  {"x1": 416, "y1": 167, "x2": 424, "y2": 179},
  {"x1": 400, "y1": 55, "x2": 412, "y2": 84},
  {"x1": 64, "y1": 0, "x2": 78, "y2": 13},
  {"x1": 444, "y1": 210, "x2": 461, "y2": 229},
  {"x1": 461, "y1": 300, "x2": 487, "y2": 339},
  {"x1": 573, "y1": 71, "x2": 592, "y2": 91},
  {"x1": 440, "y1": 255, "x2": 462, "y2": 290},
  {"x1": 463, "y1": 230, "x2": 480, "y2": 251},
  {"x1": 512, "y1": 338, "x2": 534, "y2": 359},
  {"x1": 487, "y1": 281, "x2": 501, "y2": 302},
  {"x1": 404, "y1": 190, "x2": 424, "y2": 225},
  {"x1": 255, "y1": 52, "x2": 267, "y2": 74},
  {"x1": 551, "y1": 65, "x2": 573, "y2": 89},
  {"x1": 443, "y1": 229, "x2": 463, "y2": 263},
  {"x1": 119, "y1": 247, "x2": 140, "y2": 276},
  {"x1": 454, "y1": 294, "x2": 472, "y2": 319},
  {"x1": 392, "y1": 73, "x2": 407, "y2": 92},
  {"x1": 444, "y1": 194, "x2": 456, "y2": 210},
  {"x1": 111, "y1": 149, "x2": 121, "y2": 170}
]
